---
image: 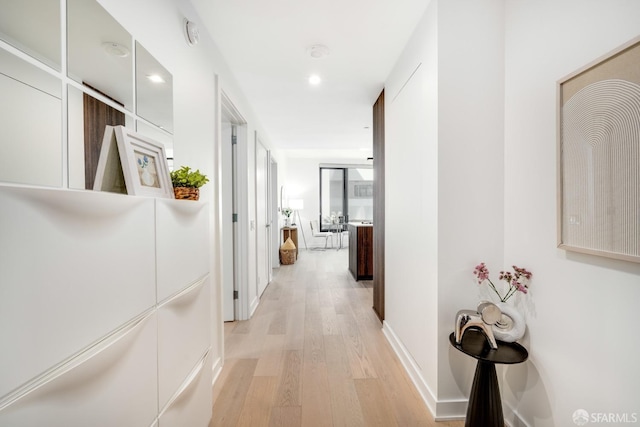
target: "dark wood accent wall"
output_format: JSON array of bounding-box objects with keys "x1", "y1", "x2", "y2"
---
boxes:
[
  {"x1": 83, "y1": 92, "x2": 125, "y2": 189},
  {"x1": 372, "y1": 90, "x2": 385, "y2": 322}
]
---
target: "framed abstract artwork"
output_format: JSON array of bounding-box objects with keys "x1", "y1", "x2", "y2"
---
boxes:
[{"x1": 557, "y1": 36, "x2": 640, "y2": 263}]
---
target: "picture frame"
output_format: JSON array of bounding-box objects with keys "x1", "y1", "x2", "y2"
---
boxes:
[
  {"x1": 93, "y1": 126, "x2": 127, "y2": 194},
  {"x1": 94, "y1": 125, "x2": 174, "y2": 198},
  {"x1": 557, "y1": 36, "x2": 640, "y2": 263}
]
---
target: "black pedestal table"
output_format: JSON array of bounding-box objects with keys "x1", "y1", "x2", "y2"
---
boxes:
[{"x1": 449, "y1": 329, "x2": 528, "y2": 427}]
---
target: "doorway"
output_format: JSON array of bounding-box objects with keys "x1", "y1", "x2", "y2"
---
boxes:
[
  {"x1": 221, "y1": 93, "x2": 247, "y2": 321},
  {"x1": 270, "y1": 160, "x2": 280, "y2": 273},
  {"x1": 255, "y1": 134, "x2": 272, "y2": 297}
]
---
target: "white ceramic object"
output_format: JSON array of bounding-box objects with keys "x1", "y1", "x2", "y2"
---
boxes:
[{"x1": 492, "y1": 302, "x2": 526, "y2": 342}]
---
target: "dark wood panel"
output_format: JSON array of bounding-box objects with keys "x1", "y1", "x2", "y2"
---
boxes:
[
  {"x1": 357, "y1": 226, "x2": 373, "y2": 279},
  {"x1": 349, "y1": 225, "x2": 357, "y2": 279},
  {"x1": 372, "y1": 90, "x2": 385, "y2": 321},
  {"x1": 348, "y1": 224, "x2": 373, "y2": 281},
  {"x1": 83, "y1": 93, "x2": 125, "y2": 189}
]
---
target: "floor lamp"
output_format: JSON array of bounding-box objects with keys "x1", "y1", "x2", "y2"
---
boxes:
[{"x1": 289, "y1": 198, "x2": 307, "y2": 250}]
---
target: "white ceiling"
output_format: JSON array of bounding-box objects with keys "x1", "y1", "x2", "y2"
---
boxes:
[{"x1": 191, "y1": 0, "x2": 431, "y2": 151}]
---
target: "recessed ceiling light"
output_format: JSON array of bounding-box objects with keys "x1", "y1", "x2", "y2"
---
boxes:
[
  {"x1": 308, "y1": 74, "x2": 321, "y2": 85},
  {"x1": 147, "y1": 74, "x2": 165, "y2": 83},
  {"x1": 102, "y1": 42, "x2": 130, "y2": 57},
  {"x1": 306, "y1": 44, "x2": 330, "y2": 59}
]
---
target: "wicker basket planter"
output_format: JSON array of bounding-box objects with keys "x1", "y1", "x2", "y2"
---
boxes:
[
  {"x1": 174, "y1": 187, "x2": 199, "y2": 201},
  {"x1": 171, "y1": 166, "x2": 208, "y2": 201},
  {"x1": 279, "y1": 237, "x2": 297, "y2": 265},
  {"x1": 280, "y1": 248, "x2": 296, "y2": 265}
]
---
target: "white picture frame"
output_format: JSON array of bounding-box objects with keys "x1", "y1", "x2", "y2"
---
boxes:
[{"x1": 94, "y1": 125, "x2": 174, "y2": 198}]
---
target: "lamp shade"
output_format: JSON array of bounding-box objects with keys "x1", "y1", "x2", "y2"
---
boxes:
[{"x1": 289, "y1": 198, "x2": 304, "y2": 210}]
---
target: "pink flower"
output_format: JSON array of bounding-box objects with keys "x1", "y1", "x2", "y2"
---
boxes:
[
  {"x1": 515, "y1": 282, "x2": 528, "y2": 294},
  {"x1": 473, "y1": 262, "x2": 532, "y2": 302},
  {"x1": 513, "y1": 265, "x2": 532, "y2": 280},
  {"x1": 473, "y1": 263, "x2": 490, "y2": 283}
]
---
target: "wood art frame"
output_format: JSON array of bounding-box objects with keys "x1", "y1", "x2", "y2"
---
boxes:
[
  {"x1": 557, "y1": 36, "x2": 640, "y2": 263},
  {"x1": 94, "y1": 125, "x2": 174, "y2": 198}
]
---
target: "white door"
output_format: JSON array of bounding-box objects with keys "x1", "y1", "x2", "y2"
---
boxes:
[
  {"x1": 271, "y1": 160, "x2": 280, "y2": 270},
  {"x1": 255, "y1": 136, "x2": 270, "y2": 297},
  {"x1": 221, "y1": 122, "x2": 235, "y2": 321}
]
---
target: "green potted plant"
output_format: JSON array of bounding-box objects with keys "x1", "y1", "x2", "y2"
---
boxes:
[{"x1": 170, "y1": 166, "x2": 209, "y2": 200}]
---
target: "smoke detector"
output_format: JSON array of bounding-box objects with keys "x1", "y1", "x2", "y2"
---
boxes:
[
  {"x1": 184, "y1": 19, "x2": 200, "y2": 46},
  {"x1": 306, "y1": 44, "x2": 329, "y2": 59}
]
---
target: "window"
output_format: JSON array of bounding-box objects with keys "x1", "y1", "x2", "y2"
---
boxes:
[{"x1": 319, "y1": 166, "x2": 373, "y2": 231}]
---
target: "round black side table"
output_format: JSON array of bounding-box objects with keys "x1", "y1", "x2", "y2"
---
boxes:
[{"x1": 449, "y1": 329, "x2": 528, "y2": 427}]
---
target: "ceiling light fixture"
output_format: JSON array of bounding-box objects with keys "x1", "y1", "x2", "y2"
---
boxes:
[
  {"x1": 308, "y1": 74, "x2": 321, "y2": 85},
  {"x1": 306, "y1": 44, "x2": 330, "y2": 59},
  {"x1": 147, "y1": 74, "x2": 165, "y2": 83},
  {"x1": 102, "y1": 42, "x2": 130, "y2": 57}
]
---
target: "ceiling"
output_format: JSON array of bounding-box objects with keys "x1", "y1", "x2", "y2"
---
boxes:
[{"x1": 191, "y1": 0, "x2": 430, "y2": 151}]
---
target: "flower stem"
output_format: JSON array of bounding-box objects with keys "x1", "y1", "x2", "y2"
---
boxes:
[
  {"x1": 486, "y1": 279, "x2": 506, "y2": 302},
  {"x1": 503, "y1": 287, "x2": 517, "y2": 302}
]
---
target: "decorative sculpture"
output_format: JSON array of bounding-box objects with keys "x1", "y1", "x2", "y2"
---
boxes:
[{"x1": 455, "y1": 301, "x2": 502, "y2": 349}]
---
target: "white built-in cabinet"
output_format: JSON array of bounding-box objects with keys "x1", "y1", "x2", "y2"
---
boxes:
[{"x1": 0, "y1": 186, "x2": 212, "y2": 426}]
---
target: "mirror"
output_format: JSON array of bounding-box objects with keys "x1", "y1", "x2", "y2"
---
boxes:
[
  {"x1": 136, "y1": 42, "x2": 174, "y2": 133},
  {"x1": 0, "y1": 0, "x2": 61, "y2": 70},
  {"x1": 0, "y1": 49, "x2": 62, "y2": 187},
  {"x1": 67, "y1": 0, "x2": 133, "y2": 111}
]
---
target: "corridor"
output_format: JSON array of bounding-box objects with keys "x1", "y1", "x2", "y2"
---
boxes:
[{"x1": 210, "y1": 250, "x2": 463, "y2": 427}]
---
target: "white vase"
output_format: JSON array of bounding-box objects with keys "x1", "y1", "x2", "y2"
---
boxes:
[
  {"x1": 492, "y1": 302, "x2": 526, "y2": 343},
  {"x1": 141, "y1": 169, "x2": 155, "y2": 186}
]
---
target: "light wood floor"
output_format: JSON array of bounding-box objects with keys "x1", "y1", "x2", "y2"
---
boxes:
[{"x1": 210, "y1": 249, "x2": 463, "y2": 427}]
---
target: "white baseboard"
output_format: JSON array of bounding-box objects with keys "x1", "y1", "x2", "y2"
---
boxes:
[
  {"x1": 249, "y1": 296, "x2": 260, "y2": 317},
  {"x1": 382, "y1": 321, "x2": 529, "y2": 426},
  {"x1": 381, "y1": 321, "x2": 466, "y2": 421}
]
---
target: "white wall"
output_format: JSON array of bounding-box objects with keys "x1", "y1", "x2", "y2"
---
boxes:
[
  {"x1": 503, "y1": 1, "x2": 640, "y2": 425},
  {"x1": 384, "y1": 0, "x2": 640, "y2": 425},
  {"x1": 384, "y1": 0, "x2": 442, "y2": 410},
  {"x1": 385, "y1": 0, "x2": 506, "y2": 418},
  {"x1": 436, "y1": 0, "x2": 506, "y2": 407}
]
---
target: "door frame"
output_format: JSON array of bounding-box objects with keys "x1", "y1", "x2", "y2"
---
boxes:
[
  {"x1": 221, "y1": 91, "x2": 249, "y2": 321},
  {"x1": 255, "y1": 133, "x2": 272, "y2": 298},
  {"x1": 270, "y1": 160, "x2": 280, "y2": 270}
]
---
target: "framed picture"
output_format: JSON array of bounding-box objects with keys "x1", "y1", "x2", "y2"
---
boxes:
[
  {"x1": 93, "y1": 126, "x2": 127, "y2": 194},
  {"x1": 557, "y1": 36, "x2": 640, "y2": 263},
  {"x1": 94, "y1": 125, "x2": 174, "y2": 198}
]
